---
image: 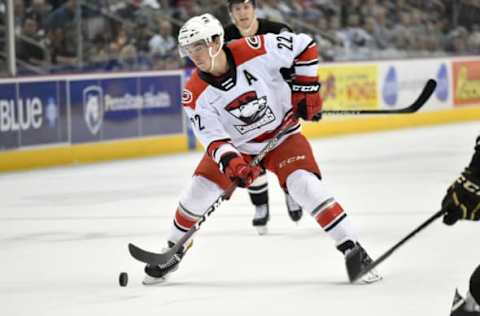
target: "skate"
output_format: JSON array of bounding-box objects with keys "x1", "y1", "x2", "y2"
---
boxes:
[
  {"x1": 450, "y1": 289, "x2": 480, "y2": 316},
  {"x1": 285, "y1": 193, "x2": 302, "y2": 223},
  {"x1": 143, "y1": 240, "x2": 192, "y2": 285},
  {"x1": 338, "y1": 240, "x2": 382, "y2": 284},
  {"x1": 252, "y1": 204, "x2": 269, "y2": 235}
]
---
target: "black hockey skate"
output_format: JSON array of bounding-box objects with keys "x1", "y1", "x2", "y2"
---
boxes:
[
  {"x1": 450, "y1": 289, "x2": 480, "y2": 316},
  {"x1": 143, "y1": 240, "x2": 192, "y2": 285},
  {"x1": 337, "y1": 240, "x2": 382, "y2": 284},
  {"x1": 285, "y1": 193, "x2": 302, "y2": 222},
  {"x1": 252, "y1": 204, "x2": 269, "y2": 235}
]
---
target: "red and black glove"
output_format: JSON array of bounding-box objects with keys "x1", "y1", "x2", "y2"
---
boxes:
[
  {"x1": 291, "y1": 77, "x2": 323, "y2": 121},
  {"x1": 220, "y1": 153, "x2": 262, "y2": 188}
]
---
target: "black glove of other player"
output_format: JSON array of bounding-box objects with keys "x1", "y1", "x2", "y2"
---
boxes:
[{"x1": 442, "y1": 169, "x2": 480, "y2": 225}]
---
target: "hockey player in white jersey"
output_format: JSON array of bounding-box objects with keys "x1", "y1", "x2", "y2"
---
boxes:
[{"x1": 143, "y1": 13, "x2": 381, "y2": 285}]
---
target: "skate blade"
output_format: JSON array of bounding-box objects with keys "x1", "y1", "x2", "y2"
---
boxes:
[
  {"x1": 142, "y1": 275, "x2": 168, "y2": 285},
  {"x1": 255, "y1": 225, "x2": 268, "y2": 235},
  {"x1": 358, "y1": 270, "x2": 383, "y2": 284}
]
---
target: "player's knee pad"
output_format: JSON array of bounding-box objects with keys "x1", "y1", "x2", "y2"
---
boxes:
[
  {"x1": 286, "y1": 171, "x2": 355, "y2": 244},
  {"x1": 169, "y1": 176, "x2": 224, "y2": 242},
  {"x1": 179, "y1": 175, "x2": 224, "y2": 216},
  {"x1": 285, "y1": 169, "x2": 332, "y2": 213}
]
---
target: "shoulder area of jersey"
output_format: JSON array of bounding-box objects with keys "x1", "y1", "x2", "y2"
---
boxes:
[
  {"x1": 182, "y1": 70, "x2": 208, "y2": 109},
  {"x1": 227, "y1": 35, "x2": 267, "y2": 65}
]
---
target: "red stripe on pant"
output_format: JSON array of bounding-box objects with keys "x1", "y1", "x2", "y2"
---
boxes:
[
  {"x1": 174, "y1": 208, "x2": 197, "y2": 230},
  {"x1": 315, "y1": 202, "x2": 344, "y2": 228}
]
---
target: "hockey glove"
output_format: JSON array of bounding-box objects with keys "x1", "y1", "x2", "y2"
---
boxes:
[
  {"x1": 220, "y1": 153, "x2": 261, "y2": 188},
  {"x1": 291, "y1": 78, "x2": 322, "y2": 121},
  {"x1": 442, "y1": 169, "x2": 480, "y2": 225}
]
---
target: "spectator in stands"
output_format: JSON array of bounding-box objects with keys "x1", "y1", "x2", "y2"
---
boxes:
[
  {"x1": 118, "y1": 44, "x2": 139, "y2": 70},
  {"x1": 114, "y1": 43, "x2": 151, "y2": 71},
  {"x1": 110, "y1": 24, "x2": 130, "y2": 55},
  {"x1": 467, "y1": 24, "x2": 480, "y2": 53},
  {"x1": 344, "y1": 14, "x2": 373, "y2": 51},
  {"x1": 86, "y1": 34, "x2": 110, "y2": 64},
  {"x1": 25, "y1": 0, "x2": 51, "y2": 37},
  {"x1": 341, "y1": 0, "x2": 363, "y2": 27},
  {"x1": 313, "y1": 17, "x2": 336, "y2": 61},
  {"x1": 258, "y1": 0, "x2": 288, "y2": 23},
  {"x1": 390, "y1": 11, "x2": 412, "y2": 43},
  {"x1": 133, "y1": 16, "x2": 153, "y2": 54},
  {"x1": 171, "y1": 0, "x2": 201, "y2": 22},
  {"x1": 16, "y1": 15, "x2": 46, "y2": 66},
  {"x1": 363, "y1": 16, "x2": 387, "y2": 50},
  {"x1": 46, "y1": 0, "x2": 78, "y2": 65},
  {"x1": 46, "y1": 0, "x2": 76, "y2": 31},
  {"x1": 47, "y1": 27, "x2": 77, "y2": 67},
  {"x1": 449, "y1": 27, "x2": 469, "y2": 54},
  {"x1": 149, "y1": 20, "x2": 176, "y2": 58}
]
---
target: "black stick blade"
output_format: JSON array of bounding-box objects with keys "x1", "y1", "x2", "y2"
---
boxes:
[{"x1": 128, "y1": 243, "x2": 174, "y2": 266}]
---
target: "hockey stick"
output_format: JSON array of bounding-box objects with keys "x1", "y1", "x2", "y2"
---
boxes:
[
  {"x1": 322, "y1": 79, "x2": 437, "y2": 115},
  {"x1": 349, "y1": 209, "x2": 447, "y2": 283},
  {"x1": 128, "y1": 115, "x2": 299, "y2": 266}
]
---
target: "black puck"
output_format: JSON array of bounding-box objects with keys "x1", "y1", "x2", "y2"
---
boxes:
[{"x1": 119, "y1": 272, "x2": 128, "y2": 287}]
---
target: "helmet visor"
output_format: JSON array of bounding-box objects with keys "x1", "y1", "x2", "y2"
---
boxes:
[{"x1": 179, "y1": 40, "x2": 210, "y2": 58}]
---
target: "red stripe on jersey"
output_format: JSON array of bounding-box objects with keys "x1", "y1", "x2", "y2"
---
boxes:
[
  {"x1": 295, "y1": 44, "x2": 318, "y2": 64},
  {"x1": 174, "y1": 208, "x2": 197, "y2": 230},
  {"x1": 182, "y1": 70, "x2": 209, "y2": 110},
  {"x1": 228, "y1": 35, "x2": 267, "y2": 66},
  {"x1": 294, "y1": 75, "x2": 319, "y2": 84},
  {"x1": 315, "y1": 202, "x2": 344, "y2": 228}
]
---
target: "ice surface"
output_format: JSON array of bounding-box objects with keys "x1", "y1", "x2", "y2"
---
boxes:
[{"x1": 0, "y1": 122, "x2": 479, "y2": 316}]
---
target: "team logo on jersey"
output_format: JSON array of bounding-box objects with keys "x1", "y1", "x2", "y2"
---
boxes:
[
  {"x1": 182, "y1": 88, "x2": 193, "y2": 104},
  {"x1": 225, "y1": 91, "x2": 275, "y2": 134},
  {"x1": 246, "y1": 36, "x2": 262, "y2": 50}
]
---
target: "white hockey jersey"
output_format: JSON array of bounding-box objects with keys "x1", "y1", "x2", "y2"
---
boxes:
[{"x1": 182, "y1": 32, "x2": 319, "y2": 163}]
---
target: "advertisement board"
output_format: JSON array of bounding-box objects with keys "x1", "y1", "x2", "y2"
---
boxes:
[
  {"x1": 0, "y1": 80, "x2": 68, "y2": 151},
  {"x1": 379, "y1": 59, "x2": 451, "y2": 111},
  {"x1": 452, "y1": 60, "x2": 480, "y2": 106},
  {"x1": 317, "y1": 64, "x2": 379, "y2": 110},
  {"x1": 0, "y1": 72, "x2": 183, "y2": 151}
]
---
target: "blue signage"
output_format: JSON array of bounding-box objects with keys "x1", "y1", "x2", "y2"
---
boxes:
[
  {"x1": 436, "y1": 63, "x2": 449, "y2": 102},
  {"x1": 0, "y1": 72, "x2": 184, "y2": 151},
  {"x1": 383, "y1": 66, "x2": 398, "y2": 106}
]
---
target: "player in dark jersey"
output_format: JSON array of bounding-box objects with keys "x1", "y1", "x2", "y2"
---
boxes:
[
  {"x1": 224, "y1": 0, "x2": 302, "y2": 235},
  {"x1": 224, "y1": 0, "x2": 291, "y2": 42},
  {"x1": 443, "y1": 136, "x2": 480, "y2": 315}
]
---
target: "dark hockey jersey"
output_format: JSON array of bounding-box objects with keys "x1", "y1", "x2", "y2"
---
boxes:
[
  {"x1": 182, "y1": 32, "x2": 319, "y2": 162},
  {"x1": 224, "y1": 18, "x2": 292, "y2": 43}
]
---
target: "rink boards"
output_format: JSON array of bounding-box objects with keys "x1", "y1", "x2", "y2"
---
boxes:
[{"x1": 1, "y1": 57, "x2": 479, "y2": 172}]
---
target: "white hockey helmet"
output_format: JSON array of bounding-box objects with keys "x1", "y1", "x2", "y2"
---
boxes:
[{"x1": 178, "y1": 13, "x2": 224, "y2": 58}]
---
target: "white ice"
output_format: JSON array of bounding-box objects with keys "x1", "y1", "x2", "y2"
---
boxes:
[{"x1": 1, "y1": 122, "x2": 479, "y2": 316}]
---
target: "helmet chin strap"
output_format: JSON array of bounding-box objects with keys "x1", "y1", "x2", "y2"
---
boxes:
[{"x1": 207, "y1": 37, "x2": 224, "y2": 73}]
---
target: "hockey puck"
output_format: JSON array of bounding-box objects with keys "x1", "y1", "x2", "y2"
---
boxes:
[{"x1": 119, "y1": 272, "x2": 128, "y2": 287}]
